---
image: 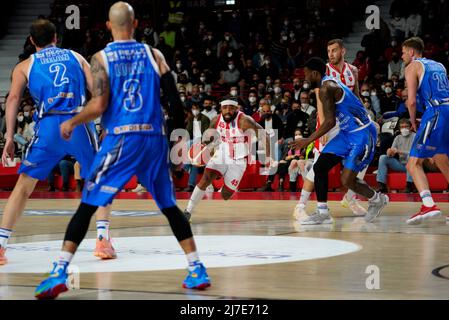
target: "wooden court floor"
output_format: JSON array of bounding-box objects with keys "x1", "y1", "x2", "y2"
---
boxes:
[{"x1": 0, "y1": 197, "x2": 449, "y2": 300}]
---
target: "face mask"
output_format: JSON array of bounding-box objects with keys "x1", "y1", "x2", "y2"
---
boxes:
[
  {"x1": 18, "y1": 116, "x2": 24, "y2": 122},
  {"x1": 295, "y1": 135, "x2": 302, "y2": 139},
  {"x1": 180, "y1": 96, "x2": 186, "y2": 102},
  {"x1": 294, "y1": 84, "x2": 300, "y2": 90},
  {"x1": 192, "y1": 109, "x2": 200, "y2": 116},
  {"x1": 207, "y1": 35, "x2": 213, "y2": 41},
  {"x1": 284, "y1": 20, "x2": 289, "y2": 26},
  {"x1": 361, "y1": 91, "x2": 370, "y2": 97},
  {"x1": 249, "y1": 96, "x2": 256, "y2": 103},
  {"x1": 181, "y1": 27, "x2": 186, "y2": 32},
  {"x1": 381, "y1": 85, "x2": 385, "y2": 91},
  {"x1": 164, "y1": 115, "x2": 169, "y2": 121},
  {"x1": 303, "y1": 83, "x2": 310, "y2": 89},
  {"x1": 282, "y1": 36, "x2": 288, "y2": 41},
  {"x1": 176, "y1": 63, "x2": 182, "y2": 69},
  {"x1": 266, "y1": 79, "x2": 271, "y2": 84},
  {"x1": 200, "y1": 77, "x2": 206, "y2": 82},
  {"x1": 230, "y1": 90, "x2": 238, "y2": 96},
  {"x1": 227, "y1": 51, "x2": 233, "y2": 57},
  {"x1": 24, "y1": 112, "x2": 30, "y2": 117},
  {"x1": 391, "y1": 41, "x2": 397, "y2": 47},
  {"x1": 290, "y1": 33, "x2": 295, "y2": 39},
  {"x1": 370, "y1": 91, "x2": 377, "y2": 96},
  {"x1": 205, "y1": 50, "x2": 211, "y2": 56},
  {"x1": 217, "y1": 13, "x2": 222, "y2": 19},
  {"x1": 232, "y1": 14, "x2": 237, "y2": 19},
  {"x1": 225, "y1": 36, "x2": 230, "y2": 41},
  {"x1": 301, "y1": 103, "x2": 308, "y2": 109},
  {"x1": 401, "y1": 128, "x2": 410, "y2": 136},
  {"x1": 248, "y1": 12, "x2": 253, "y2": 18},
  {"x1": 199, "y1": 24, "x2": 205, "y2": 29},
  {"x1": 385, "y1": 87, "x2": 392, "y2": 94},
  {"x1": 274, "y1": 87, "x2": 281, "y2": 94},
  {"x1": 228, "y1": 64, "x2": 235, "y2": 70}
]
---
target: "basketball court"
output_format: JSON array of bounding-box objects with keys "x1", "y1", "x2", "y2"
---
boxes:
[{"x1": 1, "y1": 192, "x2": 448, "y2": 300}]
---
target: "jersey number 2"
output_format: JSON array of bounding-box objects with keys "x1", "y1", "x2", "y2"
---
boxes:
[{"x1": 49, "y1": 63, "x2": 69, "y2": 87}]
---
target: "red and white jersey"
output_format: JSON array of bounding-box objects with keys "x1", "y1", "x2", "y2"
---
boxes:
[
  {"x1": 215, "y1": 111, "x2": 249, "y2": 160},
  {"x1": 326, "y1": 62, "x2": 357, "y2": 91}
]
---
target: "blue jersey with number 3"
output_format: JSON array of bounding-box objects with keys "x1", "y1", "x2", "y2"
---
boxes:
[
  {"x1": 101, "y1": 40, "x2": 164, "y2": 135},
  {"x1": 416, "y1": 58, "x2": 449, "y2": 108},
  {"x1": 28, "y1": 46, "x2": 87, "y2": 119}
]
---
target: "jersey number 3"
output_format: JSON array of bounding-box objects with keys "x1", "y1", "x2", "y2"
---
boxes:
[
  {"x1": 123, "y1": 79, "x2": 143, "y2": 112},
  {"x1": 49, "y1": 63, "x2": 70, "y2": 87}
]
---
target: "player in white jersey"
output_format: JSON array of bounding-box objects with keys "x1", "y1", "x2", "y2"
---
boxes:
[
  {"x1": 184, "y1": 97, "x2": 273, "y2": 221},
  {"x1": 294, "y1": 39, "x2": 367, "y2": 221}
]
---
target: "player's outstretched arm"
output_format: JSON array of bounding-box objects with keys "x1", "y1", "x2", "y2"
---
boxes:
[
  {"x1": 60, "y1": 52, "x2": 109, "y2": 140},
  {"x1": 152, "y1": 47, "x2": 185, "y2": 129},
  {"x1": 1, "y1": 61, "x2": 28, "y2": 165}
]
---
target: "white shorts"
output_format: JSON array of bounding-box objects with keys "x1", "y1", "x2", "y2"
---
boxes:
[{"x1": 205, "y1": 153, "x2": 247, "y2": 193}]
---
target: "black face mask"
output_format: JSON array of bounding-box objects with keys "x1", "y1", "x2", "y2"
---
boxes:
[
  {"x1": 204, "y1": 105, "x2": 212, "y2": 111},
  {"x1": 294, "y1": 84, "x2": 300, "y2": 90}
]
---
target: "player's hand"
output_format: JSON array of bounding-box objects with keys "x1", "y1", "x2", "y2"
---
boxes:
[
  {"x1": 410, "y1": 118, "x2": 418, "y2": 132},
  {"x1": 319, "y1": 134, "x2": 328, "y2": 146},
  {"x1": 289, "y1": 137, "x2": 310, "y2": 150},
  {"x1": 1, "y1": 138, "x2": 15, "y2": 167},
  {"x1": 60, "y1": 120, "x2": 75, "y2": 141}
]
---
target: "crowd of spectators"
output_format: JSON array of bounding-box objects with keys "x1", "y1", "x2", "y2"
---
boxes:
[{"x1": 1, "y1": 0, "x2": 449, "y2": 192}]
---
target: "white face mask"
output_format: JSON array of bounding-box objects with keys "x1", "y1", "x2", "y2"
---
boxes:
[
  {"x1": 164, "y1": 115, "x2": 169, "y2": 121},
  {"x1": 361, "y1": 91, "x2": 370, "y2": 97},
  {"x1": 180, "y1": 96, "x2": 186, "y2": 102},
  {"x1": 205, "y1": 50, "x2": 211, "y2": 56},
  {"x1": 274, "y1": 87, "x2": 281, "y2": 94},
  {"x1": 370, "y1": 91, "x2": 377, "y2": 96},
  {"x1": 200, "y1": 77, "x2": 206, "y2": 82},
  {"x1": 385, "y1": 87, "x2": 393, "y2": 94},
  {"x1": 301, "y1": 103, "x2": 308, "y2": 109},
  {"x1": 228, "y1": 64, "x2": 235, "y2": 70},
  {"x1": 192, "y1": 109, "x2": 200, "y2": 117},
  {"x1": 24, "y1": 112, "x2": 30, "y2": 117},
  {"x1": 282, "y1": 36, "x2": 288, "y2": 41},
  {"x1": 176, "y1": 63, "x2": 182, "y2": 69},
  {"x1": 266, "y1": 79, "x2": 271, "y2": 84},
  {"x1": 18, "y1": 116, "x2": 24, "y2": 122},
  {"x1": 225, "y1": 36, "x2": 230, "y2": 41},
  {"x1": 303, "y1": 83, "x2": 310, "y2": 89},
  {"x1": 181, "y1": 27, "x2": 186, "y2": 32},
  {"x1": 401, "y1": 128, "x2": 410, "y2": 136},
  {"x1": 230, "y1": 90, "x2": 238, "y2": 97},
  {"x1": 295, "y1": 135, "x2": 302, "y2": 139},
  {"x1": 227, "y1": 51, "x2": 233, "y2": 57},
  {"x1": 249, "y1": 96, "x2": 256, "y2": 103}
]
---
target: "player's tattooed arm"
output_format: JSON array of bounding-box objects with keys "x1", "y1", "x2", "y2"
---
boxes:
[
  {"x1": 90, "y1": 53, "x2": 110, "y2": 99},
  {"x1": 241, "y1": 115, "x2": 271, "y2": 159}
]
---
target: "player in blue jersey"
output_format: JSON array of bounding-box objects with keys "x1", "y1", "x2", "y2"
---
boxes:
[
  {"x1": 292, "y1": 57, "x2": 389, "y2": 225},
  {"x1": 0, "y1": 19, "x2": 116, "y2": 266},
  {"x1": 35, "y1": 2, "x2": 210, "y2": 299},
  {"x1": 401, "y1": 37, "x2": 449, "y2": 225}
]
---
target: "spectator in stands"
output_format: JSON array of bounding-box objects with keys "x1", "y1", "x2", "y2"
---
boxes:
[
  {"x1": 218, "y1": 60, "x2": 240, "y2": 86},
  {"x1": 406, "y1": 10, "x2": 422, "y2": 38},
  {"x1": 376, "y1": 118, "x2": 415, "y2": 193},
  {"x1": 185, "y1": 103, "x2": 210, "y2": 191},
  {"x1": 380, "y1": 80, "x2": 400, "y2": 113},
  {"x1": 388, "y1": 53, "x2": 404, "y2": 79},
  {"x1": 47, "y1": 156, "x2": 76, "y2": 192},
  {"x1": 258, "y1": 103, "x2": 284, "y2": 163},
  {"x1": 201, "y1": 97, "x2": 217, "y2": 121},
  {"x1": 389, "y1": 13, "x2": 406, "y2": 42},
  {"x1": 299, "y1": 91, "x2": 315, "y2": 116},
  {"x1": 286, "y1": 101, "x2": 309, "y2": 139},
  {"x1": 244, "y1": 90, "x2": 258, "y2": 116}
]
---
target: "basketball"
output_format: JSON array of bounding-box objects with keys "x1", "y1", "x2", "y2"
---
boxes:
[{"x1": 188, "y1": 143, "x2": 213, "y2": 167}]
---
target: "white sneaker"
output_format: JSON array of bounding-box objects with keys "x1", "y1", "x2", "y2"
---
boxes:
[
  {"x1": 293, "y1": 204, "x2": 308, "y2": 220},
  {"x1": 300, "y1": 210, "x2": 334, "y2": 225},
  {"x1": 132, "y1": 184, "x2": 146, "y2": 193},
  {"x1": 341, "y1": 196, "x2": 367, "y2": 216}
]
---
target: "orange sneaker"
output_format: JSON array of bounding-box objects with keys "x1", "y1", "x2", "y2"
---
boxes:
[
  {"x1": 94, "y1": 237, "x2": 117, "y2": 259},
  {"x1": 0, "y1": 247, "x2": 7, "y2": 265}
]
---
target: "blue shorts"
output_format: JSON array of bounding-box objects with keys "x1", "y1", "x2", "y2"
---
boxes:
[
  {"x1": 82, "y1": 134, "x2": 176, "y2": 209},
  {"x1": 322, "y1": 122, "x2": 377, "y2": 173},
  {"x1": 18, "y1": 115, "x2": 98, "y2": 180},
  {"x1": 409, "y1": 106, "x2": 449, "y2": 158}
]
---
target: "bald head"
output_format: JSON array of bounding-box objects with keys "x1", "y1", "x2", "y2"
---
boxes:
[{"x1": 108, "y1": 1, "x2": 135, "y2": 31}]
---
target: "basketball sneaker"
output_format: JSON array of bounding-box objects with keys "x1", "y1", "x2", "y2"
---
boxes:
[
  {"x1": 300, "y1": 210, "x2": 334, "y2": 225},
  {"x1": 341, "y1": 196, "x2": 367, "y2": 216},
  {"x1": 406, "y1": 205, "x2": 441, "y2": 225},
  {"x1": 293, "y1": 204, "x2": 308, "y2": 220},
  {"x1": 183, "y1": 262, "x2": 211, "y2": 290},
  {"x1": 94, "y1": 236, "x2": 117, "y2": 259},
  {"x1": 132, "y1": 184, "x2": 146, "y2": 193},
  {"x1": 0, "y1": 247, "x2": 7, "y2": 265},
  {"x1": 365, "y1": 193, "x2": 389, "y2": 223},
  {"x1": 35, "y1": 263, "x2": 69, "y2": 299},
  {"x1": 183, "y1": 209, "x2": 192, "y2": 222}
]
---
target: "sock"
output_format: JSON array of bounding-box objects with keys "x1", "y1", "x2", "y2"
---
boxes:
[
  {"x1": 56, "y1": 251, "x2": 73, "y2": 272},
  {"x1": 317, "y1": 202, "x2": 329, "y2": 215},
  {"x1": 96, "y1": 220, "x2": 110, "y2": 240},
  {"x1": 420, "y1": 190, "x2": 435, "y2": 207},
  {"x1": 186, "y1": 186, "x2": 206, "y2": 214},
  {"x1": 0, "y1": 228, "x2": 12, "y2": 249},
  {"x1": 369, "y1": 192, "x2": 380, "y2": 203},
  {"x1": 299, "y1": 190, "x2": 311, "y2": 207},
  {"x1": 345, "y1": 189, "x2": 357, "y2": 201},
  {"x1": 186, "y1": 251, "x2": 200, "y2": 271}
]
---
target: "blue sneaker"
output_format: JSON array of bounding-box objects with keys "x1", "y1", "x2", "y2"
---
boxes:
[
  {"x1": 35, "y1": 263, "x2": 69, "y2": 299},
  {"x1": 182, "y1": 262, "x2": 211, "y2": 290}
]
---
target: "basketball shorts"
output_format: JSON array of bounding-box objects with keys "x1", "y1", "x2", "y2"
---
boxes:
[
  {"x1": 410, "y1": 106, "x2": 449, "y2": 159},
  {"x1": 322, "y1": 122, "x2": 377, "y2": 173},
  {"x1": 82, "y1": 134, "x2": 176, "y2": 209},
  {"x1": 18, "y1": 115, "x2": 98, "y2": 180},
  {"x1": 205, "y1": 149, "x2": 247, "y2": 193}
]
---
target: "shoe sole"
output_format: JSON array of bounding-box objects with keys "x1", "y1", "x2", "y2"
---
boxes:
[
  {"x1": 365, "y1": 196, "x2": 389, "y2": 223},
  {"x1": 407, "y1": 210, "x2": 441, "y2": 225},
  {"x1": 183, "y1": 282, "x2": 211, "y2": 290},
  {"x1": 35, "y1": 283, "x2": 68, "y2": 300}
]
